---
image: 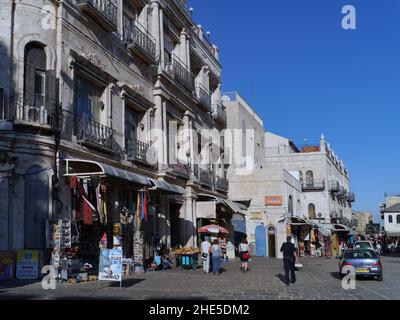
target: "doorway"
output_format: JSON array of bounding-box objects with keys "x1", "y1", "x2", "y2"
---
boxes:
[
  {"x1": 255, "y1": 224, "x2": 266, "y2": 256},
  {"x1": 267, "y1": 226, "x2": 276, "y2": 258},
  {"x1": 169, "y1": 201, "x2": 181, "y2": 248}
]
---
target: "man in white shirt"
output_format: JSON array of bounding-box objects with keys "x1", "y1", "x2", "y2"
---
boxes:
[{"x1": 201, "y1": 236, "x2": 211, "y2": 274}]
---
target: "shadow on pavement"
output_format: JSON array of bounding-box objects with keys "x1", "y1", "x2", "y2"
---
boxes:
[
  {"x1": 330, "y1": 272, "x2": 342, "y2": 280},
  {"x1": 0, "y1": 280, "x2": 41, "y2": 290},
  {"x1": 275, "y1": 274, "x2": 289, "y2": 286},
  {"x1": 105, "y1": 278, "x2": 145, "y2": 288}
]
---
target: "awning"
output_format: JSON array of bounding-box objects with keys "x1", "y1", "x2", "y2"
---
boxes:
[
  {"x1": 314, "y1": 223, "x2": 332, "y2": 237},
  {"x1": 196, "y1": 201, "x2": 217, "y2": 219},
  {"x1": 149, "y1": 178, "x2": 186, "y2": 195},
  {"x1": 64, "y1": 159, "x2": 151, "y2": 186},
  {"x1": 386, "y1": 232, "x2": 400, "y2": 237},
  {"x1": 222, "y1": 199, "x2": 246, "y2": 215},
  {"x1": 332, "y1": 224, "x2": 350, "y2": 232},
  {"x1": 289, "y1": 216, "x2": 313, "y2": 226}
]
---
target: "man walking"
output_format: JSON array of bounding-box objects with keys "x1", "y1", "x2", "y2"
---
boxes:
[
  {"x1": 201, "y1": 236, "x2": 211, "y2": 274},
  {"x1": 280, "y1": 236, "x2": 299, "y2": 285}
]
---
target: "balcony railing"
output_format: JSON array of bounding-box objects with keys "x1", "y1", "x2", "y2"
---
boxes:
[
  {"x1": 170, "y1": 160, "x2": 190, "y2": 179},
  {"x1": 76, "y1": 116, "x2": 116, "y2": 152},
  {"x1": 166, "y1": 56, "x2": 194, "y2": 90},
  {"x1": 194, "y1": 166, "x2": 212, "y2": 188},
  {"x1": 301, "y1": 179, "x2": 325, "y2": 191},
  {"x1": 212, "y1": 100, "x2": 227, "y2": 124},
  {"x1": 196, "y1": 84, "x2": 211, "y2": 111},
  {"x1": 214, "y1": 175, "x2": 228, "y2": 192},
  {"x1": 76, "y1": 0, "x2": 118, "y2": 32},
  {"x1": 126, "y1": 139, "x2": 156, "y2": 165},
  {"x1": 124, "y1": 21, "x2": 156, "y2": 64},
  {"x1": 329, "y1": 181, "x2": 340, "y2": 192},
  {"x1": 12, "y1": 99, "x2": 61, "y2": 130},
  {"x1": 347, "y1": 192, "x2": 355, "y2": 203}
]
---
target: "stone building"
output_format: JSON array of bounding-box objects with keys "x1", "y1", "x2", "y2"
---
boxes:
[
  {"x1": 351, "y1": 211, "x2": 373, "y2": 235},
  {"x1": 380, "y1": 193, "x2": 400, "y2": 237},
  {"x1": 265, "y1": 132, "x2": 355, "y2": 229},
  {"x1": 0, "y1": 0, "x2": 237, "y2": 268},
  {"x1": 225, "y1": 93, "x2": 309, "y2": 258}
]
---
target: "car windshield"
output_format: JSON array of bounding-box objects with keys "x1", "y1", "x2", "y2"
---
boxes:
[
  {"x1": 354, "y1": 242, "x2": 371, "y2": 249},
  {"x1": 345, "y1": 250, "x2": 377, "y2": 259}
]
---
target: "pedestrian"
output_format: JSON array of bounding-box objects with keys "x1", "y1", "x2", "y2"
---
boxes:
[
  {"x1": 280, "y1": 235, "x2": 299, "y2": 285},
  {"x1": 239, "y1": 238, "x2": 250, "y2": 272},
  {"x1": 375, "y1": 242, "x2": 382, "y2": 256},
  {"x1": 201, "y1": 236, "x2": 211, "y2": 274},
  {"x1": 219, "y1": 236, "x2": 227, "y2": 262},
  {"x1": 211, "y1": 239, "x2": 221, "y2": 274}
]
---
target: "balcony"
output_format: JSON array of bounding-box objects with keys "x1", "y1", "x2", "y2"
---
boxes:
[
  {"x1": 329, "y1": 180, "x2": 340, "y2": 192},
  {"x1": 166, "y1": 57, "x2": 194, "y2": 91},
  {"x1": 194, "y1": 166, "x2": 212, "y2": 189},
  {"x1": 76, "y1": 0, "x2": 118, "y2": 32},
  {"x1": 301, "y1": 179, "x2": 325, "y2": 191},
  {"x1": 76, "y1": 116, "x2": 116, "y2": 152},
  {"x1": 347, "y1": 192, "x2": 355, "y2": 203},
  {"x1": 124, "y1": 21, "x2": 156, "y2": 64},
  {"x1": 214, "y1": 175, "x2": 229, "y2": 193},
  {"x1": 196, "y1": 84, "x2": 211, "y2": 111},
  {"x1": 12, "y1": 99, "x2": 61, "y2": 131},
  {"x1": 169, "y1": 160, "x2": 190, "y2": 179},
  {"x1": 212, "y1": 100, "x2": 227, "y2": 125},
  {"x1": 126, "y1": 139, "x2": 157, "y2": 166}
]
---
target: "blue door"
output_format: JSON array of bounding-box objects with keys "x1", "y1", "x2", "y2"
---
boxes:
[{"x1": 255, "y1": 224, "x2": 266, "y2": 256}]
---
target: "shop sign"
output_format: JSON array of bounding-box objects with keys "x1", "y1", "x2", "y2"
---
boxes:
[
  {"x1": 98, "y1": 247, "x2": 122, "y2": 282},
  {"x1": 265, "y1": 195, "x2": 283, "y2": 206},
  {"x1": 0, "y1": 252, "x2": 15, "y2": 280},
  {"x1": 250, "y1": 212, "x2": 262, "y2": 220},
  {"x1": 16, "y1": 250, "x2": 39, "y2": 279}
]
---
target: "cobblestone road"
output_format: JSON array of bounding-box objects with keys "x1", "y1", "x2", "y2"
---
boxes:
[{"x1": 1, "y1": 256, "x2": 399, "y2": 300}]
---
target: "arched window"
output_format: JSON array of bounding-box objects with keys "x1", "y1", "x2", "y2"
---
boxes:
[
  {"x1": 397, "y1": 215, "x2": 400, "y2": 224},
  {"x1": 388, "y1": 215, "x2": 393, "y2": 223},
  {"x1": 24, "y1": 43, "x2": 46, "y2": 108},
  {"x1": 288, "y1": 196, "x2": 293, "y2": 216},
  {"x1": 308, "y1": 203, "x2": 316, "y2": 220},
  {"x1": 305, "y1": 170, "x2": 314, "y2": 187}
]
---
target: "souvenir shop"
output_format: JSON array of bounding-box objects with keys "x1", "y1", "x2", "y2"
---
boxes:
[
  {"x1": 46, "y1": 159, "x2": 159, "y2": 280},
  {"x1": 287, "y1": 217, "x2": 313, "y2": 257}
]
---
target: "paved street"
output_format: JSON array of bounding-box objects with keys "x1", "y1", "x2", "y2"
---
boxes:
[{"x1": 1, "y1": 255, "x2": 399, "y2": 300}]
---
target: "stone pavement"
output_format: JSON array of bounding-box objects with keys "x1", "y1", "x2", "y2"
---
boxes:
[{"x1": 1, "y1": 256, "x2": 399, "y2": 300}]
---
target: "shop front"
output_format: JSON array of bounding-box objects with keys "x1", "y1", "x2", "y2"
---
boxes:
[
  {"x1": 286, "y1": 216, "x2": 313, "y2": 257},
  {"x1": 51, "y1": 159, "x2": 159, "y2": 279}
]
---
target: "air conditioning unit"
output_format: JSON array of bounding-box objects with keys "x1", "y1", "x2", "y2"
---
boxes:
[{"x1": 317, "y1": 212, "x2": 323, "y2": 218}]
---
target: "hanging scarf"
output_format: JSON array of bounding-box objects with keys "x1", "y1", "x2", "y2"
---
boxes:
[
  {"x1": 96, "y1": 184, "x2": 103, "y2": 224},
  {"x1": 135, "y1": 192, "x2": 141, "y2": 227},
  {"x1": 140, "y1": 191, "x2": 145, "y2": 222},
  {"x1": 143, "y1": 191, "x2": 148, "y2": 222}
]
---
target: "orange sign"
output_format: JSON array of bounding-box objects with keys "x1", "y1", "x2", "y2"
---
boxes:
[{"x1": 265, "y1": 195, "x2": 283, "y2": 206}]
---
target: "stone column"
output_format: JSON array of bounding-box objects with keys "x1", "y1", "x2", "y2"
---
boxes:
[
  {"x1": 179, "y1": 29, "x2": 189, "y2": 66},
  {"x1": 183, "y1": 192, "x2": 196, "y2": 247},
  {"x1": 153, "y1": 95, "x2": 165, "y2": 167},
  {"x1": 151, "y1": 1, "x2": 163, "y2": 67}
]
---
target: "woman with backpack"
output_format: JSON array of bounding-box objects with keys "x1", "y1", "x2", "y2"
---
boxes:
[
  {"x1": 239, "y1": 238, "x2": 250, "y2": 272},
  {"x1": 211, "y1": 239, "x2": 221, "y2": 275}
]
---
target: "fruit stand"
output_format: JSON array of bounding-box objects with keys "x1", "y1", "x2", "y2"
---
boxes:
[{"x1": 173, "y1": 247, "x2": 200, "y2": 270}]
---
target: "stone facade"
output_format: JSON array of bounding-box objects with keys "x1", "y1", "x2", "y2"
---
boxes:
[
  {"x1": 0, "y1": 0, "x2": 232, "y2": 261},
  {"x1": 265, "y1": 132, "x2": 355, "y2": 225}
]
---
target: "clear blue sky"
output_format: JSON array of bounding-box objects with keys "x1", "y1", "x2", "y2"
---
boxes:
[{"x1": 190, "y1": 0, "x2": 400, "y2": 222}]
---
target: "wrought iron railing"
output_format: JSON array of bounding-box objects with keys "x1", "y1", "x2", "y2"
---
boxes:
[
  {"x1": 196, "y1": 84, "x2": 211, "y2": 109},
  {"x1": 301, "y1": 179, "x2": 325, "y2": 191},
  {"x1": 212, "y1": 100, "x2": 227, "y2": 124},
  {"x1": 214, "y1": 175, "x2": 228, "y2": 192},
  {"x1": 75, "y1": 116, "x2": 116, "y2": 151},
  {"x1": 76, "y1": 0, "x2": 118, "y2": 27},
  {"x1": 126, "y1": 139, "x2": 156, "y2": 164},
  {"x1": 166, "y1": 56, "x2": 194, "y2": 90},
  {"x1": 12, "y1": 99, "x2": 61, "y2": 129},
  {"x1": 124, "y1": 21, "x2": 156, "y2": 62},
  {"x1": 170, "y1": 160, "x2": 190, "y2": 178}
]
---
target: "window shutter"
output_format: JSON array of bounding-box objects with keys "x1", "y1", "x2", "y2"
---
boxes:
[{"x1": 45, "y1": 70, "x2": 57, "y2": 111}]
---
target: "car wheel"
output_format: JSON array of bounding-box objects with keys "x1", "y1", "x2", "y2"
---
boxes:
[{"x1": 377, "y1": 274, "x2": 383, "y2": 282}]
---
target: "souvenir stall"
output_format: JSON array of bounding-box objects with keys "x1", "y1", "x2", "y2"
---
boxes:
[
  {"x1": 48, "y1": 169, "x2": 157, "y2": 281},
  {"x1": 288, "y1": 217, "x2": 313, "y2": 257}
]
